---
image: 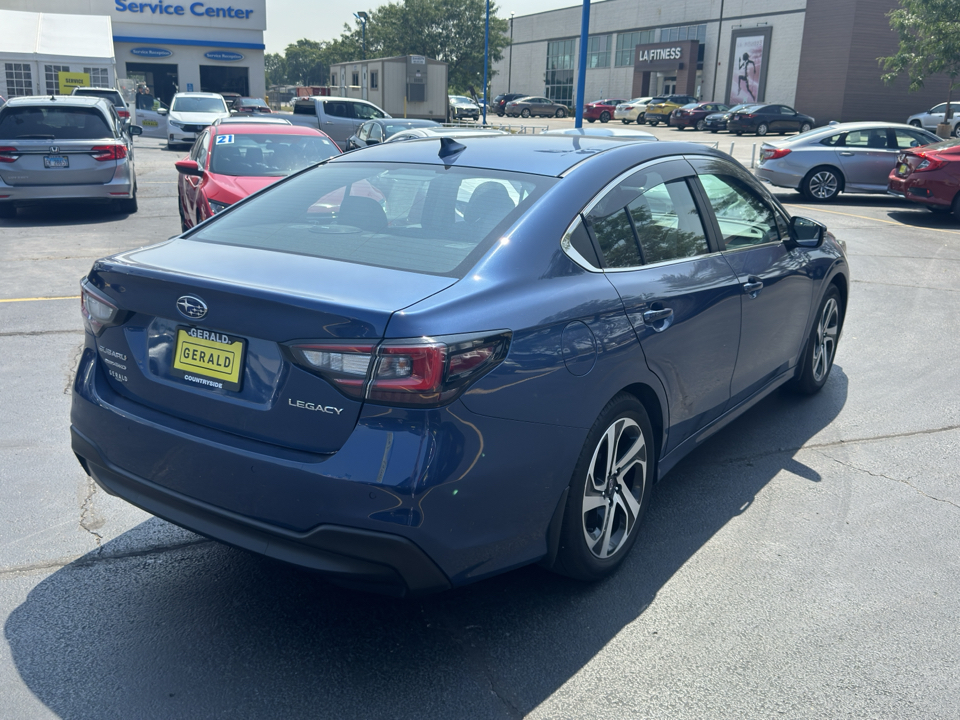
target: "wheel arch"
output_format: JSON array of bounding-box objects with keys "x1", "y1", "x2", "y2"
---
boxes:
[
  {"x1": 620, "y1": 381, "x2": 666, "y2": 481},
  {"x1": 804, "y1": 164, "x2": 846, "y2": 196}
]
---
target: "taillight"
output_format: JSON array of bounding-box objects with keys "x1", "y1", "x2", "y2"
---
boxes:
[
  {"x1": 117, "y1": 109, "x2": 130, "y2": 119},
  {"x1": 0, "y1": 146, "x2": 19, "y2": 163},
  {"x1": 744, "y1": 113, "x2": 756, "y2": 118},
  {"x1": 80, "y1": 279, "x2": 121, "y2": 336},
  {"x1": 915, "y1": 153, "x2": 947, "y2": 172},
  {"x1": 91, "y1": 145, "x2": 127, "y2": 161},
  {"x1": 761, "y1": 148, "x2": 792, "y2": 160},
  {"x1": 286, "y1": 331, "x2": 511, "y2": 407}
]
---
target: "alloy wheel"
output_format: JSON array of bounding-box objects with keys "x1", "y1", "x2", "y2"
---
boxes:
[
  {"x1": 808, "y1": 170, "x2": 839, "y2": 200},
  {"x1": 581, "y1": 418, "x2": 647, "y2": 559},
  {"x1": 696, "y1": 119, "x2": 706, "y2": 131},
  {"x1": 811, "y1": 297, "x2": 840, "y2": 382}
]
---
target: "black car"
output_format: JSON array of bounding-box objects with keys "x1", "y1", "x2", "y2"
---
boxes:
[
  {"x1": 345, "y1": 118, "x2": 441, "y2": 150},
  {"x1": 493, "y1": 93, "x2": 527, "y2": 117},
  {"x1": 727, "y1": 104, "x2": 815, "y2": 136},
  {"x1": 702, "y1": 104, "x2": 757, "y2": 133}
]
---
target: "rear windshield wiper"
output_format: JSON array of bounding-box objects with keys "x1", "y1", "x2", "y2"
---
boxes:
[{"x1": 15, "y1": 134, "x2": 56, "y2": 140}]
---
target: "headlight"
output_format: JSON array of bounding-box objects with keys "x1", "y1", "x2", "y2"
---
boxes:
[
  {"x1": 208, "y1": 200, "x2": 230, "y2": 215},
  {"x1": 168, "y1": 120, "x2": 182, "y2": 129}
]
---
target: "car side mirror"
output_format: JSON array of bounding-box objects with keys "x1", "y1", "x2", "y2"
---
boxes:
[
  {"x1": 128, "y1": 125, "x2": 143, "y2": 136},
  {"x1": 787, "y1": 216, "x2": 825, "y2": 248},
  {"x1": 157, "y1": 108, "x2": 168, "y2": 115},
  {"x1": 174, "y1": 159, "x2": 203, "y2": 177}
]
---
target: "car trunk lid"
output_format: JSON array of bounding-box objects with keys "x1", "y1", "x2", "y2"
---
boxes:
[{"x1": 88, "y1": 238, "x2": 457, "y2": 454}]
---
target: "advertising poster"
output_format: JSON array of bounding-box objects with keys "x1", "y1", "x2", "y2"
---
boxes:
[{"x1": 726, "y1": 27, "x2": 773, "y2": 106}]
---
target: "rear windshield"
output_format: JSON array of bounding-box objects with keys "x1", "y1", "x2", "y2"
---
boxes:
[
  {"x1": 210, "y1": 133, "x2": 339, "y2": 177},
  {"x1": 0, "y1": 107, "x2": 112, "y2": 140},
  {"x1": 172, "y1": 96, "x2": 227, "y2": 113},
  {"x1": 189, "y1": 161, "x2": 556, "y2": 276},
  {"x1": 74, "y1": 89, "x2": 124, "y2": 106}
]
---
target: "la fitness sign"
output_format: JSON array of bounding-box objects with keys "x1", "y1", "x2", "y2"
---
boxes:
[
  {"x1": 114, "y1": 0, "x2": 256, "y2": 20},
  {"x1": 633, "y1": 40, "x2": 698, "y2": 73}
]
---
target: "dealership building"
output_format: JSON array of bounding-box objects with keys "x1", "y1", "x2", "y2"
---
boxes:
[
  {"x1": 492, "y1": 0, "x2": 952, "y2": 125},
  {"x1": 1, "y1": 0, "x2": 265, "y2": 105}
]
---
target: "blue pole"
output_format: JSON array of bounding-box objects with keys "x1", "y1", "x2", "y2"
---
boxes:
[
  {"x1": 483, "y1": 0, "x2": 489, "y2": 124},
  {"x1": 574, "y1": 0, "x2": 590, "y2": 128}
]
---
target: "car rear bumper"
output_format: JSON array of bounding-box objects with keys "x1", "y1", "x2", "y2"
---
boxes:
[
  {"x1": 755, "y1": 165, "x2": 802, "y2": 190},
  {"x1": 887, "y1": 175, "x2": 953, "y2": 207},
  {"x1": 645, "y1": 113, "x2": 670, "y2": 123},
  {"x1": 71, "y1": 343, "x2": 583, "y2": 593},
  {"x1": 0, "y1": 171, "x2": 134, "y2": 204},
  {"x1": 614, "y1": 109, "x2": 639, "y2": 120},
  {"x1": 670, "y1": 116, "x2": 696, "y2": 127}
]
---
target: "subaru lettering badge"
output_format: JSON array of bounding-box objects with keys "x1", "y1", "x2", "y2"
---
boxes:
[{"x1": 177, "y1": 295, "x2": 208, "y2": 320}]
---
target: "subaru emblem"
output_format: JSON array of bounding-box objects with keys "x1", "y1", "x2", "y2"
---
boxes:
[{"x1": 176, "y1": 295, "x2": 207, "y2": 320}]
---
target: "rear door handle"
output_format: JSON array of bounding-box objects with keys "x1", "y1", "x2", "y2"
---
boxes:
[
  {"x1": 839, "y1": 151, "x2": 854, "y2": 156},
  {"x1": 743, "y1": 278, "x2": 763, "y2": 296},
  {"x1": 643, "y1": 308, "x2": 674, "y2": 324}
]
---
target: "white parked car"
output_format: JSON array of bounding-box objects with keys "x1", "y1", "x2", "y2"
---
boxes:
[
  {"x1": 161, "y1": 92, "x2": 231, "y2": 149},
  {"x1": 906, "y1": 102, "x2": 960, "y2": 138},
  {"x1": 614, "y1": 97, "x2": 657, "y2": 124}
]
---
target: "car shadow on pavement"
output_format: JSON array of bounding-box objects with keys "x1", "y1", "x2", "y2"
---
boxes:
[
  {"x1": 0, "y1": 203, "x2": 130, "y2": 227},
  {"x1": 5, "y1": 369, "x2": 847, "y2": 719}
]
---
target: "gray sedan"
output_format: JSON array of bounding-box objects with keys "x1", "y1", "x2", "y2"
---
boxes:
[
  {"x1": 503, "y1": 96, "x2": 569, "y2": 118},
  {"x1": 755, "y1": 121, "x2": 939, "y2": 201}
]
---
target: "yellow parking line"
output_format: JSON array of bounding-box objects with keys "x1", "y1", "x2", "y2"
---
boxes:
[
  {"x1": 783, "y1": 204, "x2": 960, "y2": 236},
  {"x1": 0, "y1": 295, "x2": 80, "y2": 303}
]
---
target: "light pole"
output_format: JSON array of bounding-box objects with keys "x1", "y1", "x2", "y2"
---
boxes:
[
  {"x1": 574, "y1": 0, "x2": 590, "y2": 128},
  {"x1": 354, "y1": 11, "x2": 368, "y2": 60},
  {"x1": 482, "y1": 0, "x2": 490, "y2": 124},
  {"x1": 508, "y1": 12, "x2": 514, "y2": 93}
]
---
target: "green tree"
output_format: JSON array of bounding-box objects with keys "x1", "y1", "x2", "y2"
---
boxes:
[
  {"x1": 264, "y1": 52, "x2": 288, "y2": 87},
  {"x1": 342, "y1": 0, "x2": 510, "y2": 95},
  {"x1": 881, "y1": 0, "x2": 960, "y2": 121},
  {"x1": 284, "y1": 39, "x2": 328, "y2": 86}
]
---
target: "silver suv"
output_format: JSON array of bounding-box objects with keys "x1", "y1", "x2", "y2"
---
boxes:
[
  {"x1": 0, "y1": 96, "x2": 142, "y2": 218},
  {"x1": 906, "y1": 102, "x2": 960, "y2": 138},
  {"x1": 71, "y1": 86, "x2": 135, "y2": 126}
]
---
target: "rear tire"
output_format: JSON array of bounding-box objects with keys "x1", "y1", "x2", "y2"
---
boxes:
[
  {"x1": 800, "y1": 122, "x2": 813, "y2": 133},
  {"x1": 553, "y1": 393, "x2": 654, "y2": 582},
  {"x1": 587, "y1": 118, "x2": 596, "y2": 123},
  {"x1": 909, "y1": 120, "x2": 921, "y2": 128},
  {"x1": 649, "y1": 120, "x2": 659, "y2": 126},
  {"x1": 710, "y1": 129, "x2": 718, "y2": 133},
  {"x1": 621, "y1": 119, "x2": 630, "y2": 124},
  {"x1": 756, "y1": 123, "x2": 769, "y2": 136},
  {"x1": 114, "y1": 184, "x2": 138, "y2": 214},
  {"x1": 555, "y1": 108, "x2": 567, "y2": 118},
  {"x1": 802, "y1": 166, "x2": 843, "y2": 201},
  {"x1": 696, "y1": 119, "x2": 706, "y2": 131},
  {"x1": 791, "y1": 286, "x2": 842, "y2": 395},
  {"x1": 600, "y1": 111, "x2": 611, "y2": 123},
  {"x1": 521, "y1": 108, "x2": 531, "y2": 118},
  {"x1": 952, "y1": 192, "x2": 960, "y2": 222},
  {"x1": 953, "y1": 124, "x2": 960, "y2": 138}
]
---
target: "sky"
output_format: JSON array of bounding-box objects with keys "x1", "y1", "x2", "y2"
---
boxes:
[{"x1": 263, "y1": 0, "x2": 577, "y2": 53}]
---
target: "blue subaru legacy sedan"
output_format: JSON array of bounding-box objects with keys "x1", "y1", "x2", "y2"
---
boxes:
[{"x1": 71, "y1": 135, "x2": 849, "y2": 596}]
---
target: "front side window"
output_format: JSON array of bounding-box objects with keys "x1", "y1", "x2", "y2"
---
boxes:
[
  {"x1": 699, "y1": 174, "x2": 780, "y2": 250},
  {"x1": 353, "y1": 102, "x2": 383, "y2": 120},
  {"x1": 893, "y1": 128, "x2": 936, "y2": 148},
  {"x1": 190, "y1": 162, "x2": 553, "y2": 277},
  {"x1": 323, "y1": 101, "x2": 351, "y2": 118}
]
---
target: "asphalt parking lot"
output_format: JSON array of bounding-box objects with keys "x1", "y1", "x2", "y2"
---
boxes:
[{"x1": 1, "y1": 130, "x2": 959, "y2": 719}]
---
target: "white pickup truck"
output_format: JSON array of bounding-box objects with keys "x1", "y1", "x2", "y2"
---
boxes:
[{"x1": 286, "y1": 96, "x2": 391, "y2": 150}]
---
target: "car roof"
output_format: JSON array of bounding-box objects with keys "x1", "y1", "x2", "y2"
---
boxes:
[
  {"x1": 215, "y1": 116, "x2": 291, "y2": 125},
  {"x1": 3, "y1": 95, "x2": 110, "y2": 109},
  {"x1": 211, "y1": 122, "x2": 328, "y2": 136},
  {"x1": 541, "y1": 127, "x2": 658, "y2": 140},
  {"x1": 173, "y1": 92, "x2": 225, "y2": 98},
  {"x1": 333, "y1": 133, "x2": 699, "y2": 176},
  {"x1": 72, "y1": 87, "x2": 121, "y2": 93}
]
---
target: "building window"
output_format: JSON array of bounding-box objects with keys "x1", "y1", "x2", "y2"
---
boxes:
[
  {"x1": 351, "y1": 72, "x2": 360, "y2": 86},
  {"x1": 615, "y1": 30, "x2": 656, "y2": 66},
  {"x1": 659, "y1": 24, "x2": 707, "y2": 63},
  {"x1": 84, "y1": 67, "x2": 110, "y2": 86},
  {"x1": 370, "y1": 71, "x2": 378, "y2": 89},
  {"x1": 4, "y1": 63, "x2": 33, "y2": 97},
  {"x1": 545, "y1": 39, "x2": 576, "y2": 106},
  {"x1": 331, "y1": 74, "x2": 337, "y2": 86},
  {"x1": 586, "y1": 35, "x2": 611, "y2": 69},
  {"x1": 45, "y1": 65, "x2": 70, "y2": 95}
]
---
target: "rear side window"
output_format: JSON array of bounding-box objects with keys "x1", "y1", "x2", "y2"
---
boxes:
[
  {"x1": 323, "y1": 101, "x2": 353, "y2": 118},
  {"x1": 189, "y1": 162, "x2": 554, "y2": 276},
  {"x1": 293, "y1": 101, "x2": 317, "y2": 116},
  {"x1": 74, "y1": 89, "x2": 123, "y2": 106},
  {"x1": 0, "y1": 107, "x2": 112, "y2": 139}
]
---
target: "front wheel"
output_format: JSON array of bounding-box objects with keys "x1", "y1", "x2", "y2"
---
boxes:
[
  {"x1": 621, "y1": 119, "x2": 630, "y2": 125},
  {"x1": 555, "y1": 108, "x2": 567, "y2": 118},
  {"x1": 802, "y1": 166, "x2": 843, "y2": 201},
  {"x1": 553, "y1": 394, "x2": 654, "y2": 581},
  {"x1": 649, "y1": 120, "x2": 659, "y2": 126},
  {"x1": 791, "y1": 286, "x2": 842, "y2": 395},
  {"x1": 756, "y1": 123, "x2": 769, "y2": 136},
  {"x1": 587, "y1": 118, "x2": 596, "y2": 123},
  {"x1": 600, "y1": 111, "x2": 611, "y2": 123},
  {"x1": 696, "y1": 119, "x2": 706, "y2": 131},
  {"x1": 520, "y1": 108, "x2": 531, "y2": 118},
  {"x1": 952, "y1": 124, "x2": 960, "y2": 138},
  {"x1": 909, "y1": 120, "x2": 921, "y2": 128},
  {"x1": 800, "y1": 122, "x2": 812, "y2": 133},
  {"x1": 496, "y1": 111, "x2": 504, "y2": 117}
]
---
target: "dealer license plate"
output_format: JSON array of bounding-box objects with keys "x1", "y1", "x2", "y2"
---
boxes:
[
  {"x1": 172, "y1": 327, "x2": 246, "y2": 392},
  {"x1": 898, "y1": 163, "x2": 910, "y2": 175},
  {"x1": 44, "y1": 156, "x2": 69, "y2": 168}
]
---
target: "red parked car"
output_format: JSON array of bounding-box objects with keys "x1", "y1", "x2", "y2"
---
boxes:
[
  {"x1": 584, "y1": 98, "x2": 628, "y2": 124},
  {"x1": 669, "y1": 102, "x2": 730, "y2": 131},
  {"x1": 888, "y1": 138, "x2": 960, "y2": 217},
  {"x1": 175, "y1": 121, "x2": 340, "y2": 231}
]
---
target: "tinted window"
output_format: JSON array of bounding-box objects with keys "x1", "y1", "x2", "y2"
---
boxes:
[
  {"x1": 323, "y1": 101, "x2": 352, "y2": 118},
  {"x1": 353, "y1": 102, "x2": 384, "y2": 120},
  {"x1": 590, "y1": 207, "x2": 640, "y2": 268},
  {"x1": 172, "y1": 96, "x2": 228, "y2": 113},
  {"x1": 74, "y1": 89, "x2": 124, "y2": 107},
  {"x1": 627, "y1": 180, "x2": 708, "y2": 264},
  {"x1": 841, "y1": 129, "x2": 890, "y2": 148},
  {"x1": 0, "y1": 106, "x2": 112, "y2": 139},
  {"x1": 699, "y1": 174, "x2": 780, "y2": 249},
  {"x1": 293, "y1": 101, "x2": 317, "y2": 116},
  {"x1": 190, "y1": 163, "x2": 553, "y2": 276},
  {"x1": 893, "y1": 128, "x2": 936, "y2": 149},
  {"x1": 209, "y1": 133, "x2": 339, "y2": 177}
]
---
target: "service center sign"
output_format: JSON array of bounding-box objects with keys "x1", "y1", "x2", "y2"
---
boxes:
[{"x1": 107, "y1": 0, "x2": 266, "y2": 30}]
